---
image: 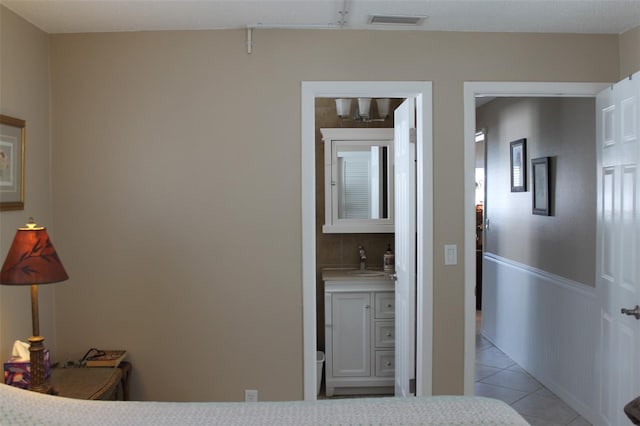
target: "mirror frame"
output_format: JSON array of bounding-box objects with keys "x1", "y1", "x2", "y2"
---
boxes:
[{"x1": 321, "y1": 128, "x2": 394, "y2": 233}]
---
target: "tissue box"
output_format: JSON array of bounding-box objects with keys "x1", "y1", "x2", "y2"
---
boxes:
[{"x1": 3, "y1": 350, "x2": 51, "y2": 389}]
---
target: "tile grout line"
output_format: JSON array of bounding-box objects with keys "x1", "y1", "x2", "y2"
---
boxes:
[{"x1": 475, "y1": 338, "x2": 590, "y2": 425}]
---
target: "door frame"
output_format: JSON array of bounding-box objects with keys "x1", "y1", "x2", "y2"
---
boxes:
[
  {"x1": 462, "y1": 81, "x2": 611, "y2": 395},
  {"x1": 301, "y1": 81, "x2": 433, "y2": 400}
]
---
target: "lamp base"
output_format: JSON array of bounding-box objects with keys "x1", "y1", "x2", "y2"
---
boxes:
[{"x1": 28, "y1": 335, "x2": 52, "y2": 394}]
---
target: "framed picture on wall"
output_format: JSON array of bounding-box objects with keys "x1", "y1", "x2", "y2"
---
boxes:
[
  {"x1": 0, "y1": 115, "x2": 25, "y2": 211},
  {"x1": 532, "y1": 156, "x2": 550, "y2": 216},
  {"x1": 510, "y1": 138, "x2": 526, "y2": 192}
]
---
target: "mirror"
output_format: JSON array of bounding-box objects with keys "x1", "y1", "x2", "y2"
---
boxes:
[
  {"x1": 321, "y1": 128, "x2": 394, "y2": 233},
  {"x1": 335, "y1": 143, "x2": 390, "y2": 219}
]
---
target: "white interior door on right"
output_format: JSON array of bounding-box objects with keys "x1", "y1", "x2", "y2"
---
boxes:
[
  {"x1": 394, "y1": 97, "x2": 416, "y2": 397},
  {"x1": 596, "y1": 71, "x2": 640, "y2": 426}
]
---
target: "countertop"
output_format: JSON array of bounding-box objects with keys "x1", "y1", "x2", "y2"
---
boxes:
[{"x1": 321, "y1": 267, "x2": 394, "y2": 282}]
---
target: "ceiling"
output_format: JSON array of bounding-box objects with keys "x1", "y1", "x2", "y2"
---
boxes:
[{"x1": 1, "y1": 0, "x2": 639, "y2": 35}]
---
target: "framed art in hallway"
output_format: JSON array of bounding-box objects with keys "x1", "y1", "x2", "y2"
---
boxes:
[
  {"x1": 510, "y1": 138, "x2": 526, "y2": 192},
  {"x1": 0, "y1": 115, "x2": 25, "y2": 211},
  {"x1": 532, "y1": 156, "x2": 550, "y2": 216}
]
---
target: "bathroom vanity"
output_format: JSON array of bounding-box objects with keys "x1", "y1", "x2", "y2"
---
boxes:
[{"x1": 322, "y1": 269, "x2": 395, "y2": 396}]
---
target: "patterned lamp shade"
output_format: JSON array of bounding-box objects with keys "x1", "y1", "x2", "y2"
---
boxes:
[{"x1": 0, "y1": 219, "x2": 68, "y2": 285}]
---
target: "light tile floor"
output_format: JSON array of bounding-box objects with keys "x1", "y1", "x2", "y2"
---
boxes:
[
  {"x1": 322, "y1": 314, "x2": 593, "y2": 425},
  {"x1": 476, "y1": 315, "x2": 591, "y2": 425}
]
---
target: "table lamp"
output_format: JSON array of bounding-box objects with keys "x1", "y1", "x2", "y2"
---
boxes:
[{"x1": 0, "y1": 218, "x2": 68, "y2": 393}]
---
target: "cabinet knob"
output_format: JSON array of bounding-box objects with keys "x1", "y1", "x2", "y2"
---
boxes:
[
  {"x1": 364, "y1": 305, "x2": 370, "y2": 309},
  {"x1": 386, "y1": 362, "x2": 392, "y2": 367},
  {"x1": 387, "y1": 303, "x2": 393, "y2": 308},
  {"x1": 386, "y1": 332, "x2": 392, "y2": 337}
]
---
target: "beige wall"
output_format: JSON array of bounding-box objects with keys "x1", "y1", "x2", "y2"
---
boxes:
[
  {"x1": 0, "y1": 6, "x2": 55, "y2": 361},
  {"x1": 620, "y1": 25, "x2": 640, "y2": 78},
  {"x1": 478, "y1": 98, "x2": 596, "y2": 286},
  {"x1": 47, "y1": 29, "x2": 619, "y2": 401}
]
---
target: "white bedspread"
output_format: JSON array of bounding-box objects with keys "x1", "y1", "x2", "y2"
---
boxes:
[{"x1": 0, "y1": 383, "x2": 529, "y2": 425}]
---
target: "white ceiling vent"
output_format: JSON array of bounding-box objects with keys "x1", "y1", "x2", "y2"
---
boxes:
[{"x1": 367, "y1": 15, "x2": 427, "y2": 26}]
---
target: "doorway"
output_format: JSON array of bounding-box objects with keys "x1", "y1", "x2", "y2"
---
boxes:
[
  {"x1": 301, "y1": 81, "x2": 433, "y2": 400},
  {"x1": 314, "y1": 107, "x2": 398, "y2": 398},
  {"x1": 463, "y1": 82, "x2": 609, "y2": 394},
  {"x1": 462, "y1": 82, "x2": 610, "y2": 422},
  {"x1": 472, "y1": 96, "x2": 601, "y2": 424}
]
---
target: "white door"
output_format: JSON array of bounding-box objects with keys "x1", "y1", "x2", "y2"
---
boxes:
[
  {"x1": 596, "y1": 71, "x2": 640, "y2": 426},
  {"x1": 394, "y1": 98, "x2": 416, "y2": 396}
]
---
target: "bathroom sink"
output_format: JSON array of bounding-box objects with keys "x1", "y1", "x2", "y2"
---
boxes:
[{"x1": 347, "y1": 270, "x2": 387, "y2": 277}]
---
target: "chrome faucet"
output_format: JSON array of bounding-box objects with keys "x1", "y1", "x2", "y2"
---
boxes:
[{"x1": 358, "y1": 245, "x2": 367, "y2": 270}]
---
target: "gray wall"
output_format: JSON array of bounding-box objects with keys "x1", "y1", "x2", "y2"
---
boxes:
[{"x1": 478, "y1": 97, "x2": 596, "y2": 286}]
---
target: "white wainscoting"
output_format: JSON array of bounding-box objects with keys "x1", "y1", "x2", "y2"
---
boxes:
[{"x1": 481, "y1": 253, "x2": 598, "y2": 423}]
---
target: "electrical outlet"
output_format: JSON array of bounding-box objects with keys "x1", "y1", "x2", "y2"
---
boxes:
[{"x1": 245, "y1": 389, "x2": 258, "y2": 402}]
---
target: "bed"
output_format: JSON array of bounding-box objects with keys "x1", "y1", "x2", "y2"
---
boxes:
[{"x1": 0, "y1": 383, "x2": 529, "y2": 425}]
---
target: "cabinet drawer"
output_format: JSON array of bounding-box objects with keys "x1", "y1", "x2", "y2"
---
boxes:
[
  {"x1": 374, "y1": 321, "x2": 394, "y2": 347},
  {"x1": 375, "y1": 351, "x2": 395, "y2": 377},
  {"x1": 375, "y1": 292, "x2": 395, "y2": 319}
]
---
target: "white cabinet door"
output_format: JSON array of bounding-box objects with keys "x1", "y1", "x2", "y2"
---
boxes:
[
  {"x1": 331, "y1": 292, "x2": 371, "y2": 377},
  {"x1": 596, "y1": 71, "x2": 640, "y2": 425}
]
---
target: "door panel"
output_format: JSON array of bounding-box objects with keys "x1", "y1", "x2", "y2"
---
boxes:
[
  {"x1": 394, "y1": 98, "x2": 416, "y2": 397},
  {"x1": 597, "y1": 72, "x2": 640, "y2": 426}
]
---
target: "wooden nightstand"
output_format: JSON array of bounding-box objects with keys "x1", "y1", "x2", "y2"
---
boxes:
[{"x1": 50, "y1": 361, "x2": 131, "y2": 400}]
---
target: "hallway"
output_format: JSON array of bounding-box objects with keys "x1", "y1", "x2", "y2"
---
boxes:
[{"x1": 475, "y1": 313, "x2": 591, "y2": 425}]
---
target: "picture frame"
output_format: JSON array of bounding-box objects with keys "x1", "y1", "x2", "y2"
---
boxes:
[
  {"x1": 510, "y1": 138, "x2": 526, "y2": 192},
  {"x1": 0, "y1": 114, "x2": 25, "y2": 211},
  {"x1": 532, "y1": 156, "x2": 550, "y2": 216}
]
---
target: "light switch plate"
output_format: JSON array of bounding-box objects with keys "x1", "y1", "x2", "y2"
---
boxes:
[{"x1": 444, "y1": 244, "x2": 457, "y2": 265}]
